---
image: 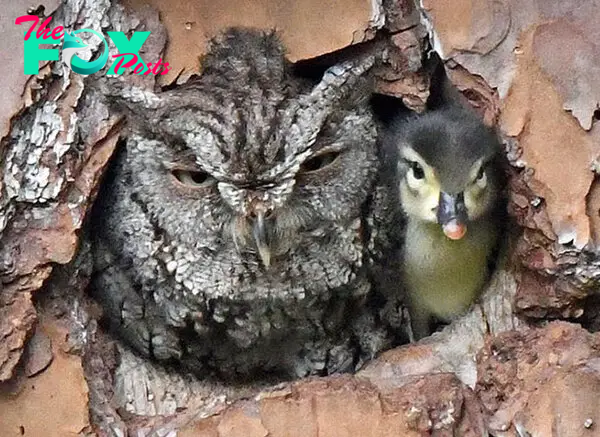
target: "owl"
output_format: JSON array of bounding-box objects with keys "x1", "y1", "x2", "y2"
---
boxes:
[{"x1": 89, "y1": 28, "x2": 399, "y2": 379}]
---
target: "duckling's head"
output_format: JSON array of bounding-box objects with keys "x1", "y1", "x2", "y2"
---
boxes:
[{"x1": 393, "y1": 109, "x2": 502, "y2": 240}]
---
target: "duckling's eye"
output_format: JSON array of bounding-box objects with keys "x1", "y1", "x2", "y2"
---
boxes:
[
  {"x1": 476, "y1": 165, "x2": 486, "y2": 181},
  {"x1": 407, "y1": 160, "x2": 425, "y2": 180}
]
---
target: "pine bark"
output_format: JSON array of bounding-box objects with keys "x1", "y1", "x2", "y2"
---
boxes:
[{"x1": 1, "y1": 0, "x2": 599, "y2": 436}]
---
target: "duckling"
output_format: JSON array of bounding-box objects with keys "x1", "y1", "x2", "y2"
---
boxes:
[{"x1": 386, "y1": 107, "x2": 505, "y2": 340}]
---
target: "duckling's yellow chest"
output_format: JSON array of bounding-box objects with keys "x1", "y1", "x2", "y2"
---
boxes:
[{"x1": 403, "y1": 219, "x2": 497, "y2": 321}]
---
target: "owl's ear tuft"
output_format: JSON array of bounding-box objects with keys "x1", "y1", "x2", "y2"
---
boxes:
[
  {"x1": 311, "y1": 55, "x2": 376, "y2": 109},
  {"x1": 200, "y1": 27, "x2": 288, "y2": 85}
]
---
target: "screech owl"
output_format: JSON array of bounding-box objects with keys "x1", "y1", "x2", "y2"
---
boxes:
[{"x1": 90, "y1": 28, "x2": 399, "y2": 379}]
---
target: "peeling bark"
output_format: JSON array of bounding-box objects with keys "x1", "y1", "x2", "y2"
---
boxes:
[
  {"x1": 1, "y1": 0, "x2": 600, "y2": 436},
  {"x1": 180, "y1": 374, "x2": 487, "y2": 437}
]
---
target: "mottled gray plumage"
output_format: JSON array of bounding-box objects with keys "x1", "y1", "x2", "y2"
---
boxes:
[{"x1": 90, "y1": 28, "x2": 398, "y2": 379}]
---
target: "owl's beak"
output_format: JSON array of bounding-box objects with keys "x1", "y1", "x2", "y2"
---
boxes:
[{"x1": 251, "y1": 210, "x2": 272, "y2": 268}]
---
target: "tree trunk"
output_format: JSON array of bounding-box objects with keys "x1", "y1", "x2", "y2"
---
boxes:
[{"x1": 1, "y1": 0, "x2": 599, "y2": 436}]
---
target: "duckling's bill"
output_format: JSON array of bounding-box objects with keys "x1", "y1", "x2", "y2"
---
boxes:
[{"x1": 442, "y1": 219, "x2": 467, "y2": 240}]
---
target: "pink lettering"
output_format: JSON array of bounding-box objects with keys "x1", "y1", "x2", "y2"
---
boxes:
[
  {"x1": 132, "y1": 62, "x2": 145, "y2": 74},
  {"x1": 112, "y1": 53, "x2": 139, "y2": 73},
  {"x1": 160, "y1": 62, "x2": 172, "y2": 75},
  {"x1": 35, "y1": 17, "x2": 54, "y2": 40},
  {"x1": 15, "y1": 15, "x2": 63, "y2": 41},
  {"x1": 151, "y1": 58, "x2": 164, "y2": 75},
  {"x1": 15, "y1": 15, "x2": 39, "y2": 41},
  {"x1": 51, "y1": 26, "x2": 64, "y2": 40}
]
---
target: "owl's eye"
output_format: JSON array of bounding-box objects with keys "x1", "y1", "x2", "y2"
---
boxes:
[
  {"x1": 171, "y1": 168, "x2": 213, "y2": 188},
  {"x1": 300, "y1": 151, "x2": 341, "y2": 173}
]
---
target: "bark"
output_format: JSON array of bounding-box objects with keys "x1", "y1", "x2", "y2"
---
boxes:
[{"x1": 1, "y1": 0, "x2": 599, "y2": 436}]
